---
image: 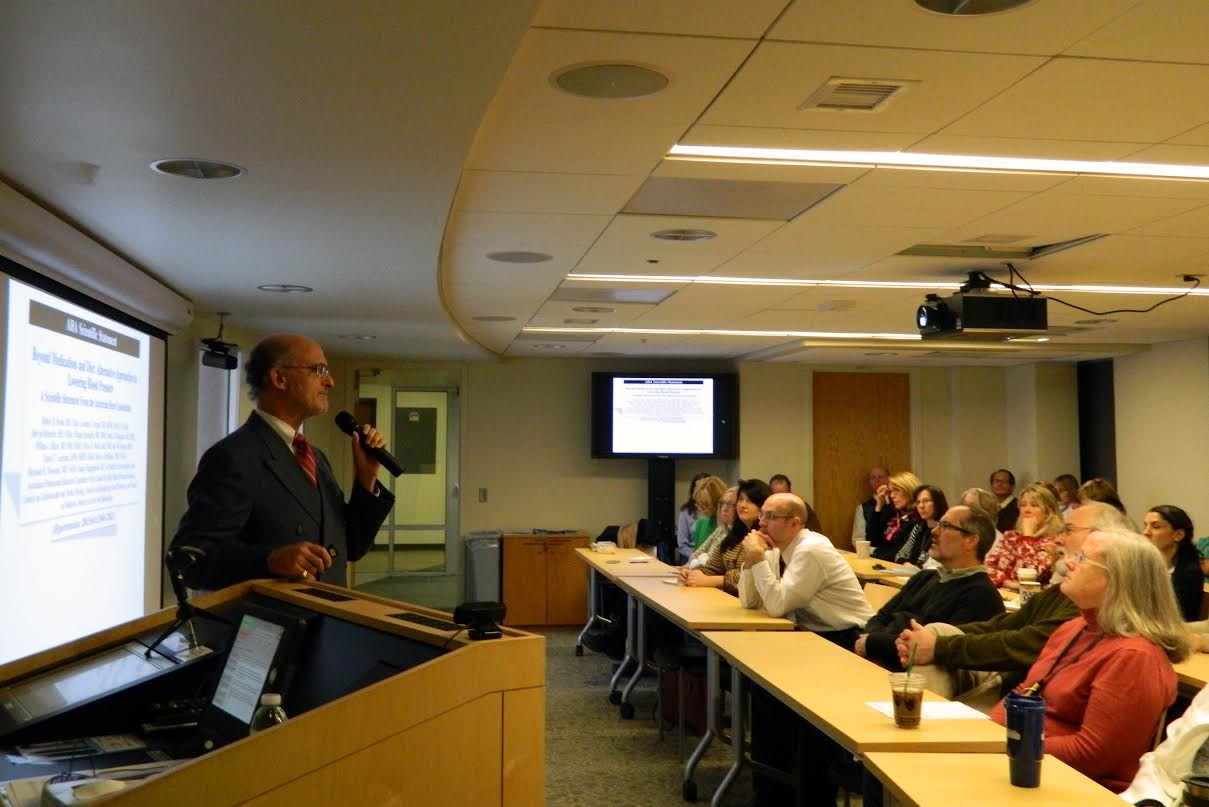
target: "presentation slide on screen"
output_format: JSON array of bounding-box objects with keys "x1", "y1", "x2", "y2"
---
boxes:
[
  {"x1": 611, "y1": 377, "x2": 714, "y2": 454},
  {"x1": 0, "y1": 276, "x2": 155, "y2": 666}
]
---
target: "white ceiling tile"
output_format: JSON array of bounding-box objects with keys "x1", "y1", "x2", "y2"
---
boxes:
[
  {"x1": 573, "y1": 214, "x2": 783, "y2": 276},
  {"x1": 1023, "y1": 234, "x2": 1209, "y2": 285},
  {"x1": 735, "y1": 222, "x2": 948, "y2": 277},
  {"x1": 467, "y1": 28, "x2": 755, "y2": 173},
  {"x1": 1131, "y1": 205, "x2": 1209, "y2": 238},
  {"x1": 532, "y1": 0, "x2": 789, "y2": 39},
  {"x1": 701, "y1": 42, "x2": 1046, "y2": 134},
  {"x1": 941, "y1": 191, "x2": 1206, "y2": 245},
  {"x1": 1064, "y1": 0, "x2": 1209, "y2": 64},
  {"x1": 653, "y1": 155, "x2": 870, "y2": 186},
  {"x1": 909, "y1": 134, "x2": 1151, "y2": 161},
  {"x1": 793, "y1": 181, "x2": 1030, "y2": 230},
  {"x1": 856, "y1": 166, "x2": 1070, "y2": 194},
  {"x1": 771, "y1": 0, "x2": 1139, "y2": 56},
  {"x1": 680, "y1": 124, "x2": 922, "y2": 152},
  {"x1": 943, "y1": 58, "x2": 1209, "y2": 143},
  {"x1": 527, "y1": 300, "x2": 655, "y2": 327},
  {"x1": 1051, "y1": 175, "x2": 1209, "y2": 201},
  {"x1": 456, "y1": 170, "x2": 644, "y2": 215}
]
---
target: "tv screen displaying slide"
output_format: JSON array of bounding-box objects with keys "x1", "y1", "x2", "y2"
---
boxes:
[
  {"x1": 590, "y1": 372, "x2": 738, "y2": 459},
  {"x1": 0, "y1": 266, "x2": 165, "y2": 666}
]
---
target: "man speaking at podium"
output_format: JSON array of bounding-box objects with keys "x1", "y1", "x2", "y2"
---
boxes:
[{"x1": 169, "y1": 333, "x2": 394, "y2": 590}]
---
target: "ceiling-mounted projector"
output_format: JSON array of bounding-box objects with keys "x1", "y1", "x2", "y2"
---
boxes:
[
  {"x1": 200, "y1": 312, "x2": 239, "y2": 369},
  {"x1": 916, "y1": 272, "x2": 1047, "y2": 340}
]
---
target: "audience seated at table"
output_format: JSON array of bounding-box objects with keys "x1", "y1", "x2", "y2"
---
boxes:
[
  {"x1": 739, "y1": 492, "x2": 871, "y2": 807},
  {"x1": 857, "y1": 505, "x2": 1003, "y2": 669},
  {"x1": 958, "y1": 486, "x2": 1003, "y2": 558},
  {"x1": 866, "y1": 471, "x2": 924, "y2": 561},
  {"x1": 989, "y1": 531, "x2": 1188, "y2": 793},
  {"x1": 990, "y1": 468, "x2": 1019, "y2": 533},
  {"x1": 1121, "y1": 680, "x2": 1209, "y2": 807},
  {"x1": 983, "y1": 482, "x2": 1065, "y2": 589},
  {"x1": 681, "y1": 480, "x2": 772, "y2": 595},
  {"x1": 688, "y1": 485, "x2": 735, "y2": 566},
  {"x1": 675, "y1": 472, "x2": 709, "y2": 565},
  {"x1": 892, "y1": 484, "x2": 947, "y2": 567},
  {"x1": 1142, "y1": 505, "x2": 1202, "y2": 622},
  {"x1": 1080, "y1": 476, "x2": 1129, "y2": 514},
  {"x1": 1053, "y1": 472, "x2": 1080, "y2": 515},
  {"x1": 897, "y1": 501, "x2": 1133, "y2": 705},
  {"x1": 688, "y1": 475, "x2": 727, "y2": 561},
  {"x1": 852, "y1": 465, "x2": 889, "y2": 542}
]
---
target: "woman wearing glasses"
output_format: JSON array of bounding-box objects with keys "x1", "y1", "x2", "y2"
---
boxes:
[
  {"x1": 866, "y1": 470, "x2": 924, "y2": 562},
  {"x1": 983, "y1": 483, "x2": 1065, "y2": 588},
  {"x1": 892, "y1": 484, "x2": 948, "y2": 567},
  {"x1": 680, "y1": 479, "x2": 771, "y2": 596},
  {"x1": 990, "y1": 532, "x2": 1188, "y2": 792}
]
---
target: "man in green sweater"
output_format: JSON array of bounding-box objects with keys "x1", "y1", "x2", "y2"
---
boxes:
[
  {"x1": 896, "y1": 501, "x2": 1134, "y2": 702},
  {"x1": 856, "y1": 505, "x2": 1004, "y2": 669}
]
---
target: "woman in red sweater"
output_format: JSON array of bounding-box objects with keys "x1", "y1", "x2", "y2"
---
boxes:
[
  {"x1": 983, "y1": 482, "x2": 1064, "y2": 588},
  {"x1": 990, "y1": 531, "x2": 1189, "y2": 792}
]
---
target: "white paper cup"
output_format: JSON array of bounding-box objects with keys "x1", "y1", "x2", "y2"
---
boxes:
[
  {"x1": 855, "y1": 540, "x2": 872, "y2": 559},
  {"x1": 1017, "y1": 567, "x2": 1038, "y2": 583},
  {"x1": 1019, "y1": 580, "x2": 1041, "y2": 604}
]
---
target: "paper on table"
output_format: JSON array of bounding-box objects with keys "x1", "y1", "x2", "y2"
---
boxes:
[{"x1": 866, "y1": 701, "x2": 989, "y2": 720}]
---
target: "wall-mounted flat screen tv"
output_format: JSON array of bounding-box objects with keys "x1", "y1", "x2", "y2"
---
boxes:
[{"x1": 590, "y1": 373, "x2": 738, "y2": 459}]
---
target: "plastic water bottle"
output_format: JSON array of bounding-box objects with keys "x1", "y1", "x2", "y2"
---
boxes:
[{"x1": 249, "y1": 693, "x2": 287, "y2": 733}]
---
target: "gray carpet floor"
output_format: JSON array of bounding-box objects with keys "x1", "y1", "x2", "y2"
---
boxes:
[{"x1": 541, "y1": 626, "x2": 755, "y2": 807}]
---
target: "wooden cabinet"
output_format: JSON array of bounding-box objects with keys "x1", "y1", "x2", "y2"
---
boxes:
[{"x1": 501, "y1": 532, "x2": 590, "y2": 626}]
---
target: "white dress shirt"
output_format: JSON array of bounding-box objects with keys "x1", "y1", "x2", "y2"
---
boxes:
[
  {"x1": 1119, "y1": 681, "x2": 1209, "y2": 806},
  {"x1": 739, "y1": 529, "x2": 873, "y2": 632}
]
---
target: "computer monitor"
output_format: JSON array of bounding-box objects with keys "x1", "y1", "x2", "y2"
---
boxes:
[{"x1": 209, "y1": 614, "x2": 284, "y2": 725}]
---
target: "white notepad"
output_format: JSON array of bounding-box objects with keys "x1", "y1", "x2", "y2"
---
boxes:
[{"x1": 865, "y1": 700, "x2": 990, "y2": 720}]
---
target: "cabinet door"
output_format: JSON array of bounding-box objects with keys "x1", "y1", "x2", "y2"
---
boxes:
[
  {"x1": 502, "y1": 539, "x2": 547, "y2": 625},
  {"x1": 544, "y1": 536, "x2": 589, "y2": 625}
]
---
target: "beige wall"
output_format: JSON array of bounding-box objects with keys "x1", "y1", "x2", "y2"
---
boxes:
[
  {"x1": 163, "y1": 342, "x2": 1086, "y2": 578},
  {"x1": 1115, "y1": 337, "x2": 1209, "y2": 531}
]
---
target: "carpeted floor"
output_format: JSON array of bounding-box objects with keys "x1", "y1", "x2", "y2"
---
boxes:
[{"x1": 541, "y1": 626, "x2": 756, "y2": 807}]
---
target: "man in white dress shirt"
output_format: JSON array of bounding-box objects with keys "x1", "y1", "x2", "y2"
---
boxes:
[
  {"x1": 739, "y1": 492, "x2": 873, "y2": 806},
  {"x1": 740, "y1": 492, "x2": 873, "y2": 646}
]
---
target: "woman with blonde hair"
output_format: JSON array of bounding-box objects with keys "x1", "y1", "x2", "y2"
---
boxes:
[
  {"x1": 984, "y1": 482, "x2": 1065, "y2": 588},
  {"x1": 866, "y1": 470, "x2": 923, "y2": 561},
  {"x1": 991, "y1": 532, "x2": 1188, "y2": 792},
  {"x1": 688, "y1": 476, "x2": 728, "y2": 557}
]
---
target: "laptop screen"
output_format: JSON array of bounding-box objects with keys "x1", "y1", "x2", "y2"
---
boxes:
[{"x1": 210, "y1": 614, "x2": 284, "y2": 724}]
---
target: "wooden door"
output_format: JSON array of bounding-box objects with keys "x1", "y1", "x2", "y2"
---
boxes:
[
  {"x1": 502, "y1": 538, "x2": 547, "y2": 625},
  {"x1": 544, "y1": 535, "x2": 590, "y2": 625},
  {"x1": 812, "y1": 372, "x2": 910, "y2": 550}
]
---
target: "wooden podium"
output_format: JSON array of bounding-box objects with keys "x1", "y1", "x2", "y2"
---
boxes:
[{"x1": 0, "y1": 581, "x2": 545, "y2": 806}]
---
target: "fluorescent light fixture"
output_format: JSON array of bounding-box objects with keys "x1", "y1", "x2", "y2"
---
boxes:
[
  {"x1": 523, "y1": 326, "x2": 920, "y2": 340},
  {"x1": 566, "y1": 272, "x2": 1209, "y2": 297},
  {"x1": 668, "y1": 144, "x2": 1209, "y2": 181}
]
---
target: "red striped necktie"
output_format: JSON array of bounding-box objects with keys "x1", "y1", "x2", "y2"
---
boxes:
[{"x1": 293, "y1": 432, "x2": 318, "y2": 487}]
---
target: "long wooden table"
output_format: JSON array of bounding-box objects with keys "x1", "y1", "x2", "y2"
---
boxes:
[
  {"x1": 864, "y1": 752, "x2": 1121, "y2": 807},
  {"x1": 573, "y1": 546, "x2": 676, "y2": 654},
  {"x1": 843, "y1": 553, "x2": 922, "y2": 587},
  {"x1": 603, "y1": 577, "x2": 793, "y2": 804},
  {"x1": 696, "y1": 631, "x2": 1006, "y2": 806},
  {"x1": 1174, "y1": 651, "x2": 1209, "y2": 694}
]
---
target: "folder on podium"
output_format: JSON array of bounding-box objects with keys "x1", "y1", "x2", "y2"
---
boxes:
[{"x1": 0, "y1": 580, "x2": 545, "y2": 806}]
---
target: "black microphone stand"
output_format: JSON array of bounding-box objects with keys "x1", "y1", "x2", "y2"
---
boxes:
[{"x1": 144, "y1": 549, "x2": 233, "y2": 660}]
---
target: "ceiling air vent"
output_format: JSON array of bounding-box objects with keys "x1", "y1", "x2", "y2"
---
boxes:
[{"x1": 798, "y1": 78, "x2": 917, "y2": 113}]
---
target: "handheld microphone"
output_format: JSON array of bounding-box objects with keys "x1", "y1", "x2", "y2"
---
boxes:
[{"x1": 334, "y1": 410, "x2": 405, "y2": 477}]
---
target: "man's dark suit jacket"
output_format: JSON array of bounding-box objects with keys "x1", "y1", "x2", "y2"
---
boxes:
[
  {"x1": 170, "y1": 411, "x2": 395, "y2": 590},
  {"x1": 997, "y1": 497, "x2": 1019, "y2": 533}
]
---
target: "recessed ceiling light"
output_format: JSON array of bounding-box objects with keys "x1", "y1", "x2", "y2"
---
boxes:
[
  {"x1": 257, "y1": 284, "x2": 313, "y2": 294},
  {"x1": 563, "y1": 317, "x2": 599, "y2": 325},
  {"x1": 667, "y1": 144, "x2": 1209, "y2": 182},
  {"x1": 337, "y1": 334, "x2": 377, "y2": 341},
  {"x1": 472, "y1": 315, "x2": 517, "y2": 322},
  {"x1": 151, "y1": 158, "x2": 245, "y2": 180},
  {"x1": 551, "y1": 63, "x2": 668, "y2": 99},
  {"x1": 572, "y1": 305, "x2": 615, "y2": 314},
  {"x1": 651, "y1": 228, "x2": 716, "y2": 242},
  {"x1": 486, "y1": 251, "x2": 552, "y2": 263},
  {"x1": 916, "y1": 0, "x2": 1036, "y2": 15}
]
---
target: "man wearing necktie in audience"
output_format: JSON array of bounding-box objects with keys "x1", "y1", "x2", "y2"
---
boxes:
[{"x1": 169, "y1": 334, "x2": 394, "y2": 590}]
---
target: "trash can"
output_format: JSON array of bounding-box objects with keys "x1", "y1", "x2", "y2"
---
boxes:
[{"x1": 464, "y1": 531, "x2": 502, "y2": 601}]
